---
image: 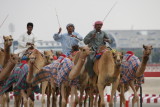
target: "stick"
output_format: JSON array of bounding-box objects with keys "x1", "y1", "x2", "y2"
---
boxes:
[
  {"x1": 0, "y1": 14, "x2": 9, "y2": 29},
  {"x1": 102, "y1": 1, "x2": 118, "y2": 22},
  {"x1": 55, "y1": 8, "x2": 61, "y2": 27}
]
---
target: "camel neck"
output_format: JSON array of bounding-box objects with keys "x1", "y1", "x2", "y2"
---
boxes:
[
  {"x1": 3, "y1": 46, "x2": 10, "y2": 67},
  {"x1": 114, "y1": 65, "x2": 121, "y2": 77},
  {"x1": 142, "y1": 56, "x2": 149, "y2": 65},
  {"x1": 0, "y1": 60, "x2": 15, "y2": 81}
]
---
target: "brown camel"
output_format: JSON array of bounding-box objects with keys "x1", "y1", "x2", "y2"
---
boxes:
[
  {"x1": 16, "y1": 49, "x2": 46, "y2": 107},
  {"x1": 0, "y1": 54, "x2": 20, "y2": 107},
  {"x1": 93, "y1": 46, "x2": 123, "y2": 107},
  {"x1": 120, "y1": 45, "x2": 153, "y2": 107},
  {"x1": 60, "y1": 46, "x2": 91, "y2": 107},
  {"x1": 0, "y1": 35, "x2": 13, "y2": 107},
  {"x1": 40, "y1": 50, "x2": 55, "y2": 107},
  {"x1": 70, "y1": 49, "x2": 90, "y2": 107}
]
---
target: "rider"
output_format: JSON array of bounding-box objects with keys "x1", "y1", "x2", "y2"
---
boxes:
[
  {"x1": 53, "y1": 23, "x2": 83, "y2": 56},
  {"x1": 84, "y1": 21, "x2": 112, "y2": 77},
  {"x1": 14, "y1": 22, "x2": 37, "y2": 57}
]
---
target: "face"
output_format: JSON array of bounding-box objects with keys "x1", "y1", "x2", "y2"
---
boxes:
[
  {"x1": 27, "y1": 26, "x2": 33, "y2": 33},
  {"x1": 67, "y1": 26, "x2": 74, "y2": 33},
  {"x1": 143, "y1": 45, "x2": 153, "y2": 56},
  {"x1": 95, "y1": 24, "x2": 103, "y2": 31}
]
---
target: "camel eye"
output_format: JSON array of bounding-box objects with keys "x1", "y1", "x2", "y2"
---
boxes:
[{"x1": 83, "y1": 49, "x2": 85, "y2": 52}]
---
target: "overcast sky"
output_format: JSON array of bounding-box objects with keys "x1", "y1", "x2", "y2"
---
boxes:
[{"x1": 0, "y1": 0, "x2": 160, "y2": 40}]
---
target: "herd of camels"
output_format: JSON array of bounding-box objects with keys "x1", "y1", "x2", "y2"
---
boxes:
[{"x1": 0, "y1": 35, "x2": 153, "y2": 107}]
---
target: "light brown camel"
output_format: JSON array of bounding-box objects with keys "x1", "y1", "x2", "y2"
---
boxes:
[
  {"x1": 70, "y1": 50, "x2": 90, "y2": 107},
  {"x1": 0, "y1": 35, "x2": 13, "y2": 107},
  {"x1": 0, "y1": 54, "x2": 20, "y2": 107},
  {"x1": 60, "y1": 46, "x2": 91, "y2": 107},
  {"x1": 93, "y1": 46, "x2": 123, "y2": 107},
  {"x1": 120, "y1": 45, "x2": 153, "y2": 107},
  {"x1": 17, "y1": 49, "x2": 45, "y2": 107},
  {"x1": 40, "y1": 50, "x2": 55, "y2": 107}
]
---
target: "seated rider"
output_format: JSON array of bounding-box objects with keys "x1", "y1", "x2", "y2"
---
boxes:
[
  {"x1": 84, "y1": 21, "x2": 112, "y2": 77},
  {"x1": 53, "y1": 23, "x2": 83, "y2": 57},
  {"x1": 14, "y1": 22, "x2": 37, "y2": 58}
]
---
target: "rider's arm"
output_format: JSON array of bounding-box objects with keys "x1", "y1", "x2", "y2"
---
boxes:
[{"x1": 104, "y1": 32, "x2": 112, "y2": 44}]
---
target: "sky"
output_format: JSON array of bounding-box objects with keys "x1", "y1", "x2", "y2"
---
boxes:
[{"x1": 0, "y1": 0, "x2": 160, "y2": 41}]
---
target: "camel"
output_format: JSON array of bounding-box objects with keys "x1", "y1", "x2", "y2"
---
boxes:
[
  {"x1": 0, "y1": 54, "x2": 20, "y2": 107},
  {"x1": 18, "y1": 49, "x2": 46, "y2": 107},
  {"x1": 59, "y1": 46, "x2": 91, "y2": 107},
  {"x1": 119, "y1": 45, "x2": 153, "y2": 107},
  {"x1": 92, "y1": 46, "x2": 123, "y2": 107},
  {"x1": 0, "y1": 35, "x2": 13, "y2": 107}
]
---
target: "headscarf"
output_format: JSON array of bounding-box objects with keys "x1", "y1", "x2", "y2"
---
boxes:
[
  {"x1": 94, "y1": 21, "x2": 103, "y2": 27},
  {"x1": 126, "y1": 51, "x2": 134, "y2": 61}
]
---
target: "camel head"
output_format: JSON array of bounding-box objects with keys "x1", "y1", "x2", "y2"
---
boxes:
[
  {"x1": 143, "y1": 45, "x2": 153, "y2": 57},
  {"x1": 79, "y1": 46, "x2": 91, "y2": 59},
  {"x1": 43, "y1": 50, "x2": 54, "y2": 64},
  {"x1": 113, "y1": 51, "x2": 123, "y2": 66},
  {"x1": 10, "y1": 53, "x2": 20, "y2": 64},
  {"x1": 3, "y1": 35, "x2": 13, "y2": 47}
]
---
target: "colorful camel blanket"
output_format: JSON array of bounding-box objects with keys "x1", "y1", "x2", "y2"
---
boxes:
[
  {"x1": 33, "y1": 56, "x2": 79, "y2": 87},
  {"x1": 0, "y1": 63, "x2": 40, "y2": 95},
  {"x1": 120, "y1": 54, "x2": 144, "y2": 86}
]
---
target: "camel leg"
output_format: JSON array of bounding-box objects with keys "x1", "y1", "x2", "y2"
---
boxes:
[
  {"x1": 70, "y1": 86, "x2": 78, "y2": 107},
  {"x1": 79, "y1": 86, "x2": 85, "y2": 107},
  {"x1": 120, "y1": 84, "x2": 126, "y2": 107},
  {"x1": 61, "y1": 84, "x2": 67, "y2": 107},
  {"x1": 1, "y1": 94, "x2": 7, "y2": 107},
  {"x1": 6, "y1": 93, "x2": 10, "y2": 107},
  {"x1": 74, "y1": 87, "x2": 79, "y2": 107},
  {"x1": 41, "y1": 81, "x2": 48, "y2": 107},
  {"x1": 29, "y1": 98, "x2": 34, "y2": 107},
  {"x1": 84, "y1": 88, "x2": 89, "y2": 107},
  {"x1": 109, "y1": 78, "x2": 120, "y2": 107},
  {"x1": 88, "y1": 86, "x2": 94, "y2": 107},
  {"x1": 21, "y1": 90, "x2": 28, "y2": 107},
  {"x1": 97, "y1": 83, "x2": 105, "y2": 107},
  {"x1": 94, "y1": 92, "x2": 98, "y2": 107},
  {"x1": 129, "y1": 81, "x2": 139, "y2": 107},
  {"x1": 14, "y1": 95, "x2": 21, "y2": 107},
  {"x1": 51, "y1": 86, "x2": 57, "y2": 107}
]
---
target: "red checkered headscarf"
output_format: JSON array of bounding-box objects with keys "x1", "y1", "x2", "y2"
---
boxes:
[{"x1": 94, "y1": 21, "x2": 103, "y2": 27}]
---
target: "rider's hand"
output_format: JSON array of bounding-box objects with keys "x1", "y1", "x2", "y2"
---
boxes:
[
  {"x1": 104, "y1": 38, "x2": 112, "y2": 43},
  {"x1": 71, "y1": 35, "x2": 77, "y2": 38},
  {"x1": 58, "y1": 27, "x2": 62, "y2": 34},
  {"x1": 91, "y1": 33, "x2": 96, "y2": 38}
]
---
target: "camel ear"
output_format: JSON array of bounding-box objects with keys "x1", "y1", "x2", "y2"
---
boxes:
[
  {"x1": 143, "y1": 44, "x2": 146, "y2": 49},
  {"x1": 3, "y1": 36, "x2": 5, "y2": 39},
  {"x1": 151, "y1": 45, "x2": 153, "y2": 49},
  {"x1": 9, "y1": 35, "x2": 12, "y2": 38}
]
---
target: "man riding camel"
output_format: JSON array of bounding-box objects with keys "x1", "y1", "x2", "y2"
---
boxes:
[
  {"x1": 84, "y1": 21, "x2": 112, "y2": 77},
  {"x1": 53, "y1": 23, "x2": 83, "y2": 56},
  {"x1": 14, "y1": 22, "x2": 37, "y2": 57}
]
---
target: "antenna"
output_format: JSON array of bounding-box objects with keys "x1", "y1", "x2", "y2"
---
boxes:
[{"x1": 0, "y1": 14, "x2": 9, "y2": 29}]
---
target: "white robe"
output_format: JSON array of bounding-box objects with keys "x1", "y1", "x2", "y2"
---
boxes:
[{"x1": 14, "y1": 32, "x2": 37, "y2": 56}]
